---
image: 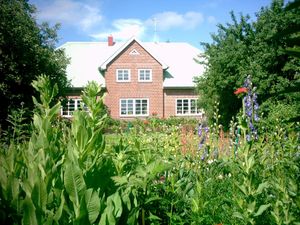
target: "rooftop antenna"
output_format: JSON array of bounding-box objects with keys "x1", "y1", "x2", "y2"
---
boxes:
[{"x1": 152, "y1": 17, "x2": 158, "y2": 43}]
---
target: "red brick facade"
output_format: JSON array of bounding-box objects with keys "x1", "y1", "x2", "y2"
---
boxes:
[
  {"x1": 164, "y1": 88, "x2": 201, "y2": 118},
  {"x1": 64, "y1": 39, "x2": 201, "y2": 119},
  {"x1": 104, "y1": 41, "x2": 164, "y2": 119}
]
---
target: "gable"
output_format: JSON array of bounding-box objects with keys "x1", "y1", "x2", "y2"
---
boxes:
[
  {"x1": 106, "y1": 40, "x2": 163, "y2": 69},
  {"x1": 100, "y1": 37, "x2": 168, "y2": 71}
]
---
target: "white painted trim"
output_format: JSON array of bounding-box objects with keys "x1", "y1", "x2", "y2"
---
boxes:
[
  {"x1": 138, "y1": 69, "x2": 152, "y2": 82},
  {"x1": 119, "y1": 98, "x2": 149, "y2": 117},
  {"x1": 129, "y1": 49, "x2": 140, "y2": 55},
  {"x1": 175, "y1": 98, "x2": 203, "y2": 116},
  {"x1": 116, "y1": 69, "x2": 131, "y2": 82},
  {"x1": 61, "y1": 98, "x2": 89, "y2": 117}
]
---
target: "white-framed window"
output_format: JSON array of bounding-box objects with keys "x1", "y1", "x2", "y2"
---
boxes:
[
  {"x1": 61, "y1": 98, "x2": 88, "y2": 117},
  {"x1": 116, "y1": 69, "x2": 130, "y2": 82},
  {"x1": 120, "y1": 98, "x2": 149, "y2": 116},
  {"x1": 138, "y1": 69, "x2": 152, "y2": 82},
  {"x1": 176, "y1": 98, "x2": 202, "y2": 115}
]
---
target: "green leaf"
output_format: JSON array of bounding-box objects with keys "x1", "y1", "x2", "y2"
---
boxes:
[
  {"x1": 256, "y1": 181, "x2": 269, "y2": 195},
  {"x1": 233, "y1": 211, "x2": 244, "y2": 220},
  {"x1": 47, "y1": 102, "x2": 61, "y2": 120},
  {"x1": 254, "y1": 204, "x2": 271, "y2": 217},
  {"x1": 32, "y1": 179, "x2": 47, "y2": 211},
  {"x1": 64, "y1": 162, "x2": 86, "y2": 209},
  {"x1": 22, "y1": 197, "x2": 38, "y2": 225},
  {"x1": 113, "y1": 192, "x2": 122, "y2": 218},
  {"x1": 144, "y1": 196, "x2": 161, "y2": 205},
  {"x1": 53, "y1": 190, "x2": 65, "y2": 222},
  {"x1": 85, "y1": 188, "x2": 100, "y2": 224},
  {"x1": 148, "y1": 212, "x2": 161, "y2": 221}
]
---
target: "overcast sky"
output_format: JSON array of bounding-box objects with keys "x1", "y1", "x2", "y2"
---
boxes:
[{"x1": 30, "y1": 0, "x2": 282, "y2": 48}]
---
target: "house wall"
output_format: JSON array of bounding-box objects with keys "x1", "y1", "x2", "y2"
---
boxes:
[
  {"x1": 164, "y1": 88, "x2": 202, "y2": 118},
  {"x1": 104, "y1": 41, "x2": 164, "y2": 119}
]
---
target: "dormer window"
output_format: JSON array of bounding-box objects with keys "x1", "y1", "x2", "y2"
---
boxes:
[
  {"x1": 116, "y1": 69, "x2": 130, "y2": 82},
  {"x1": 138, "y1": 69, "x2": 152, "y2": 82}
]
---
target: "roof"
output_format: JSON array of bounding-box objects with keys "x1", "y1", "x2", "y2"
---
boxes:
[
  {"x1": 100, "y1": 37, "x2": 168, "y2": 70},
  {"x1": 58, "y1": 37, "x2": 204, "y2": 88}
]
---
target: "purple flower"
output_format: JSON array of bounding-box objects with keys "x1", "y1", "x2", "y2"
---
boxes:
[{"x1": 242, "y1": 75, "x2": 260, "y2": 141}]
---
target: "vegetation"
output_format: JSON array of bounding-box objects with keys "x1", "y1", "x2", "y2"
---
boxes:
[
  {"x1": 0, "y1": 0, "x2": 69, "y2": 129},
  {"x1": 0, "y1": 76, "x2": 299, "y2": 225},
  {"x1": 195, "y1": 0, "x2": 300, "y2": 128},
  {"x1": 0, "y1": 1, "x2": 299, "y2": 224}
]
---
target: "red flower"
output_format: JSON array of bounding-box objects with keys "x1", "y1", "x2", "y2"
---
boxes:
[
  {"x1": 143, "y1": 120, "x2": 149, "y2": 125},
  {"x1": 234, "y1": 87, "x2": 247, "y2": 95}
]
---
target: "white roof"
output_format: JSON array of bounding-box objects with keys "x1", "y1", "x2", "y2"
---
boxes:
[{"x1": 58, "y1": 38, "x2": 204, "y2": 88}]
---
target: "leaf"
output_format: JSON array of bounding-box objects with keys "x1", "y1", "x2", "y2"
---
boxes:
[
  {"x1": 85, "y1": 188, "x2": 100, "y2": 224},
  {"x1": 254, "y1": 204, "x2": 271, "y2": 217},
  {"x1": 47, "y1": 102, "x2": 61, "y2": 120},
  {"x1": 256, "y1": 181, "x2": 268, "y2": 195},
  {"x1": 54, "y1": 190, "x2": 65, "y2": 222},
  {"x1": 233, "y1": 211, "x2": 244, "y2": 220},
  {"x1": 0, "y1": 165, "x2": 7, "y2": 192},
  {"x1": 32, "y1": 179, "x2": 47, "y2": 211},
  {"x1": 113, "y1": 192, "x2": 122, "y2": 218},
  {"x1": 22, "y1": 197, "x2": 38, "y2": 225},
  {"x1": 64, "y1": 162, "x2": 86, "y2": 209},
  {"x1": 148, "y1": 212, "x2": 161, "y2": 221},
  {"x1": 144, "y1": 196, "x2": 161, "y2": 205}
]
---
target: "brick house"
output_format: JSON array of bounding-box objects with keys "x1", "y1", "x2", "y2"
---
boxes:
[{"x1": 59, "y1": 36, "x2": 205, "y2": 119}]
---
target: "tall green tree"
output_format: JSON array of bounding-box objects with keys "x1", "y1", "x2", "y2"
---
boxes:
[
  {"x1": 0, "y1": 0, "x2": 69, "y2": 129},
  {"x1": 195, "y1": 0, "x2": 300, "y2": 128}
]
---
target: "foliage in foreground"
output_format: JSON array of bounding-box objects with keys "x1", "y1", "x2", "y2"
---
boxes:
[{"x1": 0, "y1": 76, "x2": 299, "y2": 225}]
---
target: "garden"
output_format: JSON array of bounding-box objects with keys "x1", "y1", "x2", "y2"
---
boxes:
[
  {"x1": 1, "y1": 0, "x2": 299, "y2": 224},
  {"x1": 0, "y1": 76, "x2": 299, "y2": 225}
]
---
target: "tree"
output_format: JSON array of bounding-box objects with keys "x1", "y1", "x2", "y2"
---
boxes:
[
  {"x1": 195, "y1": 0, "x2": 300, "y2": 128},
  {"x1": 0, "y1": 0, "x2": 69, "y2": 129}
]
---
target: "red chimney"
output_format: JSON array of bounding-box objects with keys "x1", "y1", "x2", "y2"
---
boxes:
[{"x1": 108, "y1": 35, "x2": 114, "y2": 46}]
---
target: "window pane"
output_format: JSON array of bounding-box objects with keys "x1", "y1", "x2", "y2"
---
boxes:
[
  {"x1": 128, "y1": 100, "x2": 133, "y2": 115},
  {"x1": 139, "y1": 70, "x2": 144, "y2": 80},
  {"x1": 69, "y1": 99, "x2": 75, "y2": 113},
  {"x1": 142, "y1": 100, "x2": 148, "y2": 115},
  {"x1": 190, "y1": 99, "x2": 196, "y2": 114},
  {"x1": 121, "y1": 100, "x2": 127, "y2": 115},
  {"x1": 123, "y1": 70, "x2": 128, "y2": 80},
  {"x1": 183, "y1": 99, "x2": 189, "y2": 114},
  {"x1": 145, "y1": 70, "x2": 150, "y2": 80},
  {"x1": 118, "y1": 70, "x2": 122, "y2": 80},
  {"x1": 135, "y1": 100, "x2": 141, "y2": 115},
  {"x1": 177, "y1": 99, "x2": 183, "y2": 114}
]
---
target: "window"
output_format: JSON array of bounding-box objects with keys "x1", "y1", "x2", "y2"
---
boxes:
[
  {"x1": 61, "y1": 98, "x2": 88, "y2": 117},
  {"x1": 176, "y1": 98, "x2": 202, "y2": 115},
  {"x1": 116, "y1": 69, "x2": 130, "y2": 82},
  {"x1": 120, "y1": 99, "x2": 149, "y2": 116},
  {"x1": 138, "y1": 69, "x2": 152, "y2": 82}
]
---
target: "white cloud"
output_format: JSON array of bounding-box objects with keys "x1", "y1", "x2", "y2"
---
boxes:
[
  {"x1": 91, "y1": 11, "x2": 204, "y2": 42},
  {"x1": 35, "y1": 0, "x2": 102, "y2": 31},
  {"x1": 207, "y1": 16, "x2": 217, "y2": 24},
  {"x1": 91, "y1": 19, "x2": 145, "y2": 41},
  {"x1": 146, "y1": 11, "x2": 204, "y2": 31}
]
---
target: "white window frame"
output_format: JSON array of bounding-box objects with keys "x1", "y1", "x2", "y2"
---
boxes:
[
  {"x1": 138, "y1": 69, "x2": 152, "y2": 82},
  {"x1": 61, "y1": 98, "x2": 88, "y2": 117},
  {"x1": 175, "y1": 98, "x2": 203, "y2": 116},
  {"x1": 116, "y1": 69, "x2": 131, "y2": 82},
  {"x1": 119, "y1": 98, "x2": 149, "y2": 117}
]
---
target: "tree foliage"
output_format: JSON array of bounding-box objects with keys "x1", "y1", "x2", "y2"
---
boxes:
[
  {"x1": 0, "y1": 0, "x2": 69, "y2": 128},
  {"x1": 195, "y1": 0, "x2": 300, "y2": 128}
]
